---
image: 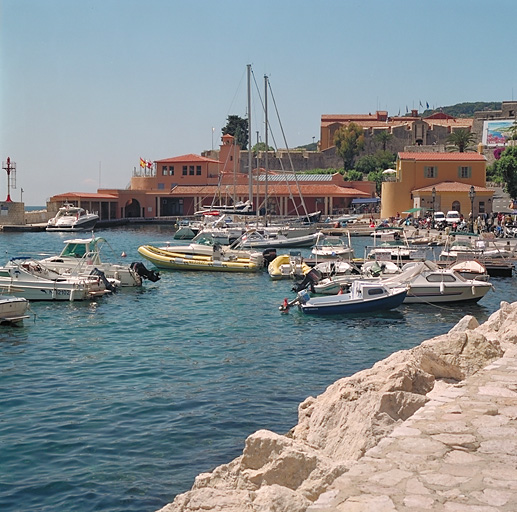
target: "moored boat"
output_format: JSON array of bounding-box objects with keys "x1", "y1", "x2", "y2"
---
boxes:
[
  {"x1": 0, "y1": 296, "x2": 30, "y2": 325},
  {"x1": 39, "y1": 237, "x2": 160, "y2": 286},
  {"x1": 268, "y1": 252, "x2": 311, "y2": 280},
  {"x1": 0, "y1": 259, "x2": 114, "y2": 301},
  {"x1": 383, "y1": 260, "x2": 493, "y2": 304},
  {"x1": 281, "y1": 280, "x2": 407, "y2": 315},
  {"x1": 46, "y1": 203, "x2": 99, "y2": 232},
  {"x1": 138, "y1": 233, "x2": 264, "y2": 272}
]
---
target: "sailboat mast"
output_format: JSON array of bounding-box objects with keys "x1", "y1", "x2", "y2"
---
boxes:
[
  {"x1": 264, "y1": 74, "x2": 269, "y2": 222},
  {"x1": 247, "y1": 64, "x2": 253, "y2": 203}
]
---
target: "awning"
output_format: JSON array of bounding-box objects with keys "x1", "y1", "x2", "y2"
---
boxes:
[
  {"x1": 402, "y1": 207, "x2": 424, "y2": 214},
  {"x1": 351, "y1": 198, "x2": 380, "y2": 204}
]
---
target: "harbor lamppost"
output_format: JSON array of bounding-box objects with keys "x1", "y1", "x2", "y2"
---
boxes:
[
  {"x1": 469, "y1": 185, "x2": 476, "y2": 233},
  {"x1": 431, "y1": 187, "x2": 436, "y2": 227}
]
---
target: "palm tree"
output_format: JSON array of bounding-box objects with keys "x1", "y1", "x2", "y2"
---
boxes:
[{"x1": 446, "y1": 129, "x2": 477, "y2": 152}]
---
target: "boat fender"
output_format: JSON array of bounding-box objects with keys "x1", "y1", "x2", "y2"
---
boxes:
[{"x1": 440, "y1": 281, "x2": 445, "y2": 294}]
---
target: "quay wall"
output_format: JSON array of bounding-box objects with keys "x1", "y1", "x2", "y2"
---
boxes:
[{"x1": 157, "y1": 301, "x2": 517, "y2": 512}]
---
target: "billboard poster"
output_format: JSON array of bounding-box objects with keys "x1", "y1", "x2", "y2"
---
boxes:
[{"x1": 482, "y1": 120, "x2": 515, "y2": 146}]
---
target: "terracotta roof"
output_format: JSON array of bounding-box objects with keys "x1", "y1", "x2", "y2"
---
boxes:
[
  {"x1": 50, "y1": 192, "x2": 119, "y2": 200},
  {"x1": 155, "y1": 154, "x2": 220, "y2": 164},
  {"x1": 398, "y1": 152, "x2": 486, "y2": 161},
  {"x1": 157, "y1": 184, "x2": 370, "y2": 198},
  {"x1": 413, "y1": 182, "x2": 493, "y2": 194}
]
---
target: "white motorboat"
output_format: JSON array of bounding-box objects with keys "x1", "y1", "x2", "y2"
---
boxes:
[
  {"x1": 39, "y1": 237, "x2": 160, "y2": 286},
  {"x1": 439, "y1": 236, "x2": 514, "y2": 261},
  {"x1": 280, "y1": 280, "x2": 408, "y2": 316},
  {"x1": 309, "y1": 261, "x2": 400, "y2": 295},
  {"x1": 0, "y1": 259, "x2": 114, "y2": 301},
  {"x1": 237, "y1": 229, "x2": 322, "y2": 250},
  {"x1": 382, "y1": 260, "x2": 493, "y2": 304},
  {"x1": 311, "y1": 235, "x2": 354, "y2": 259},
  {"x1": 0, "y1": 297, "x2": 30, "y2": 325},
  {"x1": 46, "y1": 203, "x2": 99, "y2": 232}
]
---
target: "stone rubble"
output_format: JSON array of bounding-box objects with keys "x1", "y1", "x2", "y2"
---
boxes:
[{"x1": 157, "y1": 301, "x2": 517, "y2": 512}]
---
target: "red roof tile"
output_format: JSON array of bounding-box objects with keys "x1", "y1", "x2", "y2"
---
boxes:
[
  {"x1": 413, "y1": 182, "x2": 493, "y2": 193},
  {"x1": 50, "y1": 192, "x2": 119, "y2": 200},
  {"x1": 157, "y1": 184, "x2": 370, "y2": 198},
  {"x1": 398, "y1": 152, "x2": 485, "y2": 161},
  {"x1": 155, "y1": 154, "x2": 220, "y2": 164}
]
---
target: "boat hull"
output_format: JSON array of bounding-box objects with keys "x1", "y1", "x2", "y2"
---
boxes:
[
  {"x1": 403, "y1": 283, "x2": 492, "y2": 303},
  {"x1": 300, "y1": 287, "x2": 407, "y2": 315},
  {"x1": 46, "y1": 215, "x2": 99, "y2": 231},
  {"x1": 0, "y1": 297, "x2": 30, "y2": 324},
  {"x1": 137, "y1": 245, "x2": 262, "y2": 272}
]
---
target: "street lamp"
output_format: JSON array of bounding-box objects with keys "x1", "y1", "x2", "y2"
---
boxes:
[
  {"x1": 469, "y1": 185, "x2": 476, "y2": 233},
  {"x1": 431, "y1": 187, "x2": 436, "y2": 227}
]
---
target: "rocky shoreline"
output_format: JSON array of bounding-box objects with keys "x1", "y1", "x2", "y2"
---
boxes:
[{"x1": 157, "y1": 301, "x2": 517, "y2": 512}]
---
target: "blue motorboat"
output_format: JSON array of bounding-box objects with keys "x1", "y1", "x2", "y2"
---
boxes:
[{"x1": 281, "y1": 280, "x2": 407, "y2": 316}]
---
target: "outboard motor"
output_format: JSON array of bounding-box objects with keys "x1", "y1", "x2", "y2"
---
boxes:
[
  {"x1": 292, "y1": 267, "x2": 322, "y2": 293},
  {"x1": 130, "y1": 261, "x2": 161, "y2": 282},
  {"x1": 90, "y1": 267, "x2": 116, "y2": 292},
  {"x1": 262, "y1": 248, "x2": 277, "y2": 267}
]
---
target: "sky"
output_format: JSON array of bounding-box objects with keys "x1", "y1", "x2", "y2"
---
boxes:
[{"x1": 1, "y1": 0, "x2": 517, "y2": 206}]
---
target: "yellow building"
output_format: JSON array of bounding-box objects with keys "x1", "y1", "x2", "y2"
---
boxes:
[{"x1": 381, "y1": 152, "x2": 494, "y2": 219}]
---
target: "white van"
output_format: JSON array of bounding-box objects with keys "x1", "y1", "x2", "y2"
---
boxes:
[
  {"x1": 433, "y1": 211, "x2": 445, "y2": 223},
  {"x1": 445, "y1": 211, "x2": 461, "y2": 225}
]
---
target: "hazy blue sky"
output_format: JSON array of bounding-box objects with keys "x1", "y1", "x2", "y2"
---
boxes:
[{"x1": 1, "y1": 0, "x2": 516, "y2": 205}]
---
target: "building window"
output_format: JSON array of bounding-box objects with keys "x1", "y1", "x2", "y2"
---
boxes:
[
  {"x1": 479, "y1": 201, "x2": 485, "y2": 213},
  {"x1": 182, "y1": 166, "x2": 187, "y2": 176},
  {"x1": 158, "y1": 183, "x2": 165, "y2": 190},
  {"x1": 196, "y1": 165, "x2": 202, "y2": 175},
  {"x1": 424, "y1": 166, "x2": 437, "y2": 178},
  {"x1": 458, "y1": 166, "x2": 471, "y2": 178},
  {"x1": 189, "y1": 165, "x2": 194, "y2": 175},
  {"x1": 162, "y1": 166, "x2": 168, "y2": 176},
  {"x1": 169, "y1": 166, "x2": 174, "y2": 175}
]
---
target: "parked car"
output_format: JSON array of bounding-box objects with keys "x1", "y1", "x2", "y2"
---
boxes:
[
  {"x1": 433, "y1": 211, "x2": 445, "y2": 222},
  {"x1": 445, "y1": 210, "x2": 461, "y2": 225}
]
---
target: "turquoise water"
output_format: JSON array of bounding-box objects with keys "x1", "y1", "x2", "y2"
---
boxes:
[{"x1": 1, "y1": 226, "x2": 516, "y2": 512}]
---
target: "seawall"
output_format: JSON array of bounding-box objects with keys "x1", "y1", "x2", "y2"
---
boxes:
[{"x1": 156, "y1": 301, "x2": 517, "y2": 511}]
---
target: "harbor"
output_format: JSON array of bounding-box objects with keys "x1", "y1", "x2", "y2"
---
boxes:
[{"x1": 1, "y1": 226, "x2": 516, "y2": 511}]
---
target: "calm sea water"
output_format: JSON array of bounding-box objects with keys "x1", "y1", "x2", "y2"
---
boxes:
[{"x1": 1, "y1": 226, "x2": 516, "y2": 512}]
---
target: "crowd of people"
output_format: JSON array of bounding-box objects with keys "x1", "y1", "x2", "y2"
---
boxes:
[{"x1": 375, "y1": 211, "x2": 517, "y2": 237}]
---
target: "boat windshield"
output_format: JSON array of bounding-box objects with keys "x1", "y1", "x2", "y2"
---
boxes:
[
  {"x1": 61, "y1": 243, "x2": 88, "y2": 258},
  {"x1": 192, "y1": 233, "x2": 216, "y2": 246}
]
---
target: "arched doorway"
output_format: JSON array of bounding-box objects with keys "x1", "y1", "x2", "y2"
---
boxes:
[
  {"x1": 124, "y1": 198, "x2": 141, "y2": 218},
  {"x1": 451, "y1": 200, "x2": 461, "y2": 213}
]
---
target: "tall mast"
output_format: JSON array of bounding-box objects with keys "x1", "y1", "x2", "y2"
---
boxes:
[
  {"x1": 247, "y1": 64, "x2": 252, "y2": 203},
  {"x1": 264, "y1": 74, "x2": 269, "y2": 222}
]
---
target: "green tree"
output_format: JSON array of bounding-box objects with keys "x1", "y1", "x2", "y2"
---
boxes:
[
  {"x1": 222, "y1": 115, "x2": 248, "y2": 150},
  {"x1": 367, "y1": 170, "x2": 384, "y2": 195},
  {"x1": 355, "y1": 154, "x2": 378, "y2": 175},
  {"x1": 344, "y1": 170, "x2": 363, "y2": 181},
  {"x1": 251, "y1": 142, "x2": 274, "y2": 152},
  {"x1": 374, "y1": 130, "x2": 393, "y2": 151},
  {"x1": 334, "y1": 122, "x2": 365, "y2": 171},
  {"x1": 492, "y1": 146, "x2": 517, "y2": 199},
  {"x1": 355, "y1": 150, "x2": 396, "y2": 175},
  {"x1": 446, "y1": 129, "x2": 477, "y2": 152}
]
